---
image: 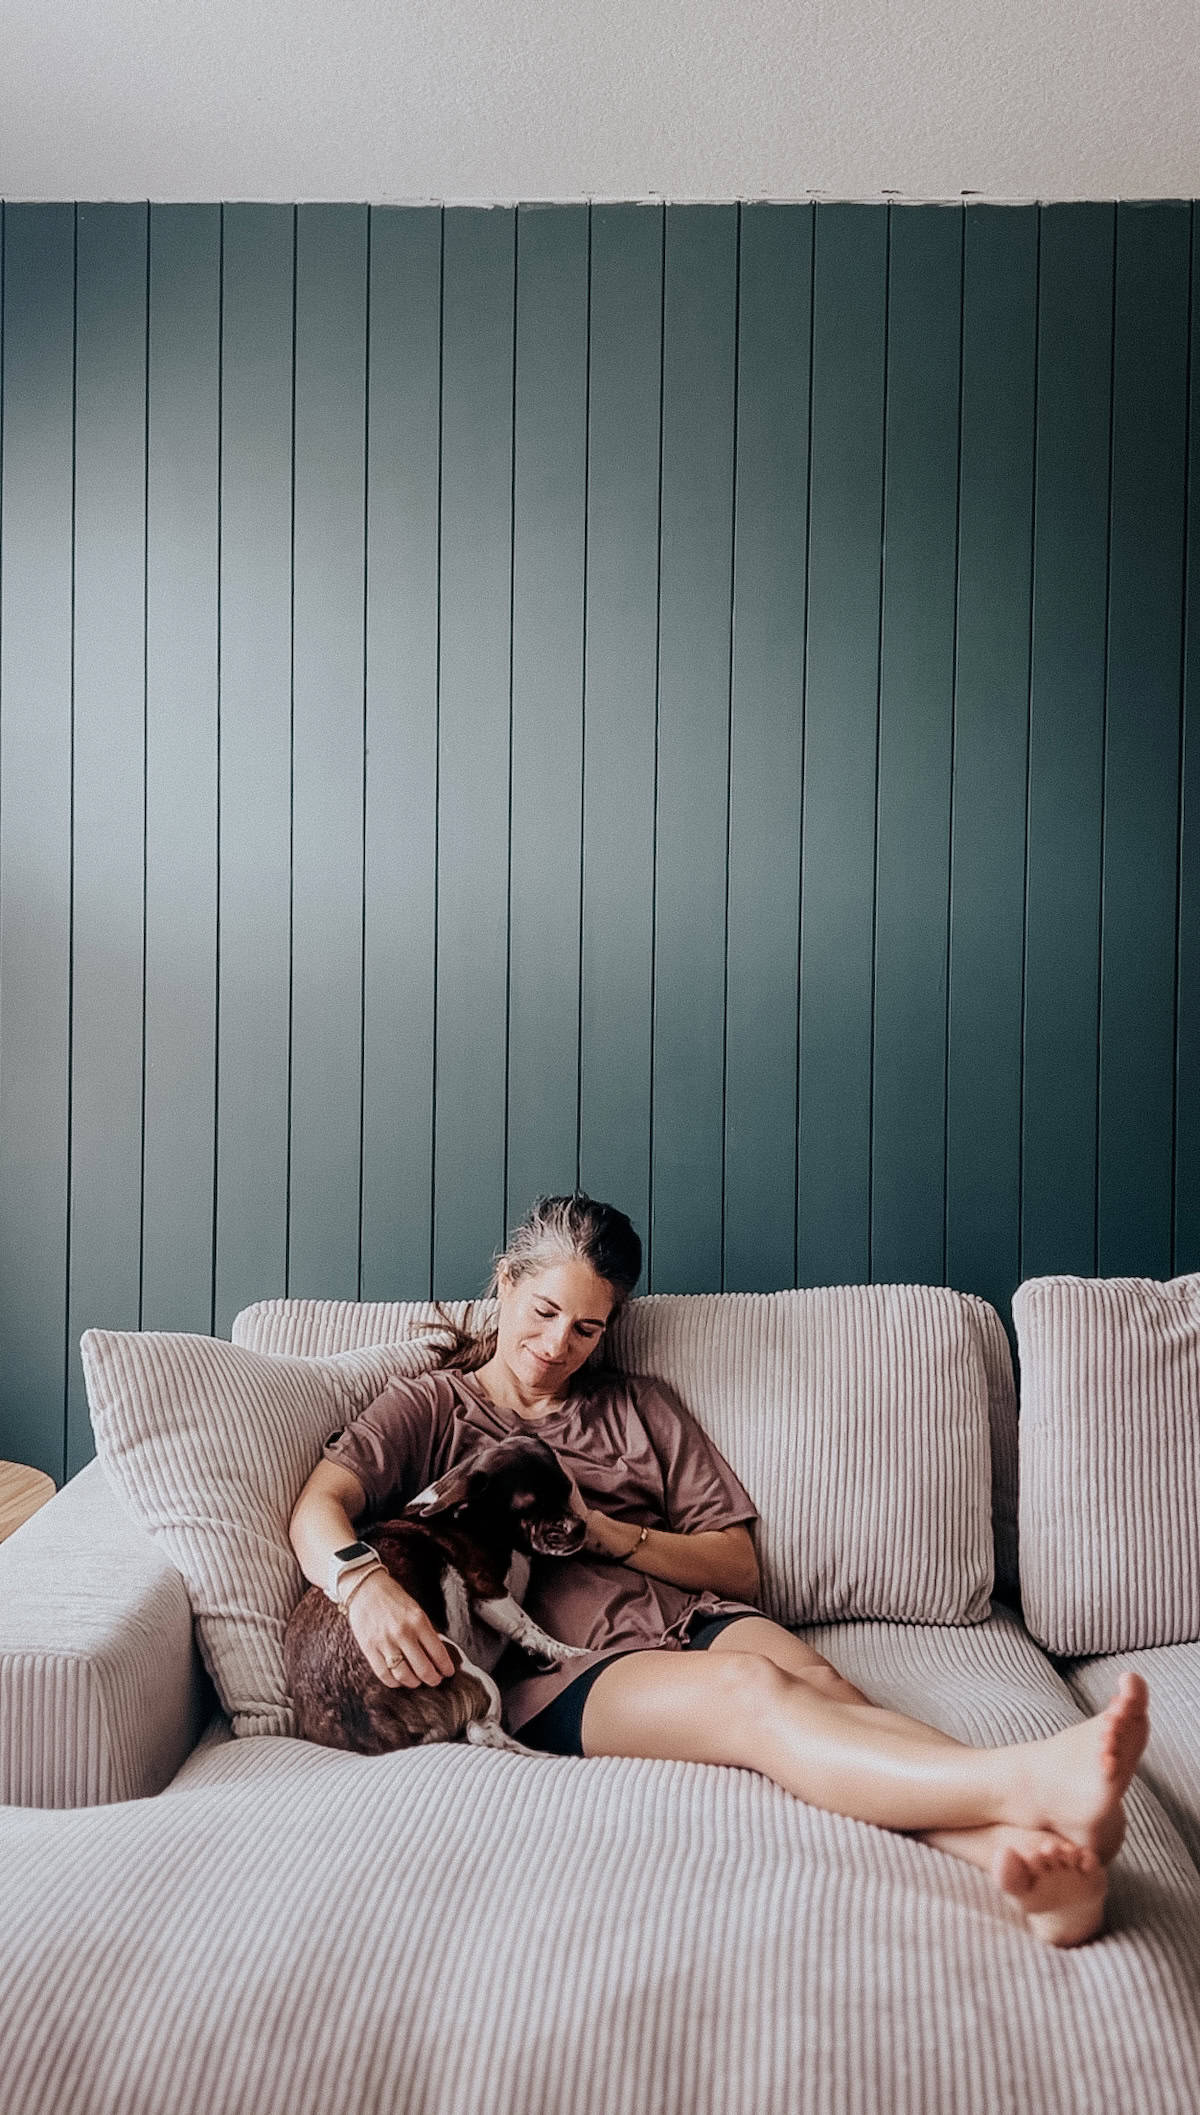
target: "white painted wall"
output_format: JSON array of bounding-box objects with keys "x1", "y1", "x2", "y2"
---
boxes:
[{"x1": 1, "y1": 0, "x2": 1196, "y2": 203}]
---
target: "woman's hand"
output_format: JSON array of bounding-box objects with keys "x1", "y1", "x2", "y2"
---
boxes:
[
  {"x1": 558, "y1": 1465, "x2": 611, "y2": 1554},
  {"x1": 344, "y1": 1569, "x2": 457, "y2": 1690},
  {"x1": 557, "y1": 1464, "x2": 639, "y2": 1559}
]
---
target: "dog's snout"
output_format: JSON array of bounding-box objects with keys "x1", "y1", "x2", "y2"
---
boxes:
[{"x1": 529, "y1": 1513, "x2": 589, "y2": 1558}]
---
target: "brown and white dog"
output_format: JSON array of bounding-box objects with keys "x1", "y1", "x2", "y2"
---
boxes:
[{"x1": 284, "y1": 1433, "x2": 591, "y2": 1756}]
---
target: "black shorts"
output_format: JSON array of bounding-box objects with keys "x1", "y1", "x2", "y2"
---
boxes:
[{"x1": 517, "y1": 1611, "x2": 761, "y2": 1758}]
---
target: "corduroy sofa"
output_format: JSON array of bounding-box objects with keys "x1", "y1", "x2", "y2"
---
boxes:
[{"x1": 2, "y1": 1277, "x2": 1199, "y2": 2115}]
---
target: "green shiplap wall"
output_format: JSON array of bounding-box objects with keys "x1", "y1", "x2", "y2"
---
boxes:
[{"x1": 1, "y1": 200, "x2": 1197, "y2": 1482}]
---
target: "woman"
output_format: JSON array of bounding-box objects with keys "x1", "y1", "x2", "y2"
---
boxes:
[{"x1": 289, "y1": 1192, "x2": 1150, "y2": 1949}]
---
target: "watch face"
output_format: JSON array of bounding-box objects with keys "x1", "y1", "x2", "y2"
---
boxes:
[{"x1": 333, "y1": 1542, "x2": 372, "y2": 1563}]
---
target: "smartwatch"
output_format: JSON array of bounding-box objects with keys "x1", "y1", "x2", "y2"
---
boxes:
[{"x1": 327, "y1": 1539, "x2": 385, "y2": 1604}]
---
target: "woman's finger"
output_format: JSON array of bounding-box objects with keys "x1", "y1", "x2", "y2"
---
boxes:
[
  {"x1": 417, "y1": 1624, "x2": 457, "y2": 1681},
  {"x1": 400, "y1": 1637, "x2": 452, "y2": 1687}
]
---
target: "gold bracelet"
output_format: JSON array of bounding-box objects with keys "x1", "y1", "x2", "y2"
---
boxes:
[
  {"x1": 337, "y1": 1560, "x2": 386, "y2": 1613},
  {"x1": 624, "y1": 1522, "x2": 650, "y2": 1563}
]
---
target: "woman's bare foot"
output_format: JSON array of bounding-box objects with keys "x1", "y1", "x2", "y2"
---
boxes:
[
  {"x1": 993, "y1": 1836, "x2": 1109, "y2": 1947},
  {"x1": 1007, "y1": 1672, "x2": 1149, "y2": 1857}
]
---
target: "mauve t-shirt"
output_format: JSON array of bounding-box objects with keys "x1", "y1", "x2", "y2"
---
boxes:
[{"x1": 320, "y1": 1364, "x2": 762, "y2": 1736}]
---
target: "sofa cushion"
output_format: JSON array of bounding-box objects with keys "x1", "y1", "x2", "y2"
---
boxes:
[
  {"x1": 235, "y1": 1285, "x2": 996, "y2": 1626},
  {"x1": 1013, "y1": 1273, "x2": 1200, "y2": 1653},
  {"x1": 1060, "y1": 1639, "x2": 1200, "y2": 1874},
  {"x1": 81, "y1": 1328, "x2": 453, "y2": 1738}
]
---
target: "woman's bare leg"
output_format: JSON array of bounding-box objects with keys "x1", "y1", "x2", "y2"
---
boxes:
[
  {"x1": 699, "y1": 1618, "x2": 1122, "y2": 1943},
  {"x1": 580, "y1": 1641, "x2": 1150, "y2": 1945}
]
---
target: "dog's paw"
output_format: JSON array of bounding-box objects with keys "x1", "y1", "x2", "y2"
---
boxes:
[
  {"x1": 531, "y1": 1643, "x2": 591, "y2": 1671},
  {"x1": 464, "y1": 1721, "x2": 542, "y2": 1756}
]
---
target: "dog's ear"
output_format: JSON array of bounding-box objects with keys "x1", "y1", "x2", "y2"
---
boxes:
[{"x1": 404, "y1": 1463, "x2": 483, "y2": 1518}]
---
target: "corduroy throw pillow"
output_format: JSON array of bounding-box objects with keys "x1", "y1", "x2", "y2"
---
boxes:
[
  {"x1": 1014, "y1": 1273, "x2": 1200, "y2": 1653},
  {"x1": 81, "y1": 1328, "x2": 453, "y2": 1737}
]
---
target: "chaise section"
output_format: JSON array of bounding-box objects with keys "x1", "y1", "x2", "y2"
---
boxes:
[
  {"x1": 1, "y1": 1605, "x2": 1197, "y2": 2115},
  {"x1": 0, "y1": 1457, "x2": 214, "y2": 1807}
]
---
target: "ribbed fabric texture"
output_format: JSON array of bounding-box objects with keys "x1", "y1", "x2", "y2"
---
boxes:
[
  {"x1": 1, "y1": 1604, "x2": 1199, "y2": 2115},
  {"x1": 0, "y1": 1457, "x2": 207, "y2": 1808},
  {"x1": 1014, "y1": 1274, "x2": 1200, "y2": 1653},
  {"x1": 81, "y1": 1329, "x2": 455, "y2": 1738},
  {"x1": 231, "y1": 1296, "x2": 495, "y2": 1357},
  {"x1": 237, "y1": 1287, "x2": 995, "y2": 1626},
  {"x1": 1062, "y1": 1640, "x2": 1200, "y2": 1873},
  {"x1": 605, "y1": 1287, "x2": 993, "y2": 1623}
]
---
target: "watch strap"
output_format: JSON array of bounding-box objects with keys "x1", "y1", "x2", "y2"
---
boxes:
[{"x1": 326, "y1": 1546, "x2": 385, "y2": 1603}]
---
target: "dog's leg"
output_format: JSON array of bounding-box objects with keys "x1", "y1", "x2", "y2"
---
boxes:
[
  {"x1": 473, "y1": 1595, "x2": 592, "y2": 1667},
  {"x1": 451, "y1": 1647, "x2": 544, "y2": 1756}
]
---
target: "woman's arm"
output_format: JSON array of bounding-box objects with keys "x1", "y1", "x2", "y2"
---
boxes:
[
  {"x1": 583, "y1": 1509, "x2": 760, "y2": 1602},
  {"x1": 289, "y1": 1459, "x2": 371, "y2": 1588},
  {"x1": 288, "y1": 1459, "x2": 456, "y2": 1688}
]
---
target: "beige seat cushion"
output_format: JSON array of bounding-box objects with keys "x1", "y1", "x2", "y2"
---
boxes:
[
  {"x1": 1014, "y1": 1272, "x2": 1200, "y2": 1653},
  {"x1": 1060, "y1": 1638, "x2": 1200, "y2": 1872},
  {"x1": 236, "y1": 1284, "x2": 998, "y2": 1626}
]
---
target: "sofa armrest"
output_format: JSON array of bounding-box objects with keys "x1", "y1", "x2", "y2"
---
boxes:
[{"x1": 0, "y1": 1456, "x2": 214, "y2": 1807}]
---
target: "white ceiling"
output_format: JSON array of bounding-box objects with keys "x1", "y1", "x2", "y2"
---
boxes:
[{"x1": 2, "y1": 0, "x2": 1197, "y2": 204}]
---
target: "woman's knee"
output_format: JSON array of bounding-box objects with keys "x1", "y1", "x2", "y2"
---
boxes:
[{"x1": 714, "y1": 1647, "x2": 791, "y2": 1715}]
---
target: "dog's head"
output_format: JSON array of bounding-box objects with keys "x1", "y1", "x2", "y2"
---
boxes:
[{"x1": 402, "y1": 1435, "x2": 588, "y2": 1557}]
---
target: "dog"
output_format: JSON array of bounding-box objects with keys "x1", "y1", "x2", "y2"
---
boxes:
[{"x1": 284, "y1": 1432, "x2": 592, "y2": 1756}]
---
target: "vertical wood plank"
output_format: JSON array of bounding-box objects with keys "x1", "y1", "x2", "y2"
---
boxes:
[
  {"x1": 66, "y1": 204, "x2": 148, "y2": 1475},
  {"x1": 797, "y1": 203, "x2": 888, "y2": 1289},
  {"x1": 0, "y1": 205, "x2": 75, "y2": 1478},
  {"x1": 1098, "y1": 202, "x2": 1190, "y2": 1278},
  {"x1": 434, "y1": 207, "x2": 515, "y2": 1296},
  {"x1": 506, "y1": 204, "x2": 589, "y2": 1226},
  {"x1": 724, "y1": 203, "x2": 811, "y2": 1292},
  {"x1": 1177, "y1": 205, "x2": 1200, "y2": 1277},
  {"x1": 213, "y1": 205, "x2": 294, "y2": 1335},
  {"x1": 651, "y1": 204, "x2": 739, "y2": 1292},
  {"x1": 870, "y1": 205, "x2": 962, "y2": 1287},
  {"x1": 360, "y1": 206, "x2": 442, "y2": 1300},
  {"x1": 945, "y1": 207, "x2": 1037, "y2": 1321},
  {"x1": 578, "y1": 204, "x2": 662, "y2": 1246},
  {"x1": 140, "y1": 204, "x2": 220, "y2": 1332},
  {"x1": 1022, "y1": 204, "x2": 1114, "y2": 1280},
  {"x1": 288, "y1": 204, "x2": 369, "y2": 1299}
]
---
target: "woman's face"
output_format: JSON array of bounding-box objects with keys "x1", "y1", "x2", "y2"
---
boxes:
[{"x1": 495, "y1": 1257, "x2": 617, "y2": 1396}]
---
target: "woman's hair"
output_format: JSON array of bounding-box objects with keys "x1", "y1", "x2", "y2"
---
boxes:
[{"x1": 426, "y1": 1193, "x2": 643, "y2": 1379}]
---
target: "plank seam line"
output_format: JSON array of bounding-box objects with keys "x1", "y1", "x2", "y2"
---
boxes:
[
  {"x1": 284, "y1": 204, "x2": 298, "y2": 1296},
  {"x1": 942, "y1": 202, "x2": 967, "y2": 1291},
  {"x1": 503, "y1": 206, "x2": 517, "y2": 1235},
  {"x1": 138, "y1": 202, "x2": 150, "y2": 1330},
  {"x1": 867, "y1": 202, "x2": 892, "y2": 1288},
  {"x1": 357, "y1": 206, "x2": 372, "y2": 1302},
  {"x1": 210, "y1": 204, "x2": 225, "y2": 1335},
  {"x1": 576, "y1": 203, "x2": 592, "y2": 1197},
  {"x1": 647, "y1": 203, "x2": 666, "y2": 1292},
  {"x1": 720, "y1": 202, "x2": 741, "y2": 1292},
  {"x1": 1017, "y1": 203, "x2": 1044, "y2": 1290},
  {"x1": 794, "y1": 203, "x2": 817, "y2": 1291},
  {"x1": 1169, "y1": 200, "x2": 1195, "y2": 1277},
  {"x1": 429, "y1": 206, "x2": 444, "y2": 1300}
]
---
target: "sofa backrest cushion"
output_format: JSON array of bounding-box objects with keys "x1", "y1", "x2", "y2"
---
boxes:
[
  {"x1": 81, "y1": 1328, "x2": 455, "y2": 1738},
  {"x1": 235, "y1": 1284, "x2": 1000, "y2": 1626},
  {"x1": 1013, "y1": 1273, "x2": 1200, "y2": 1653}
]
